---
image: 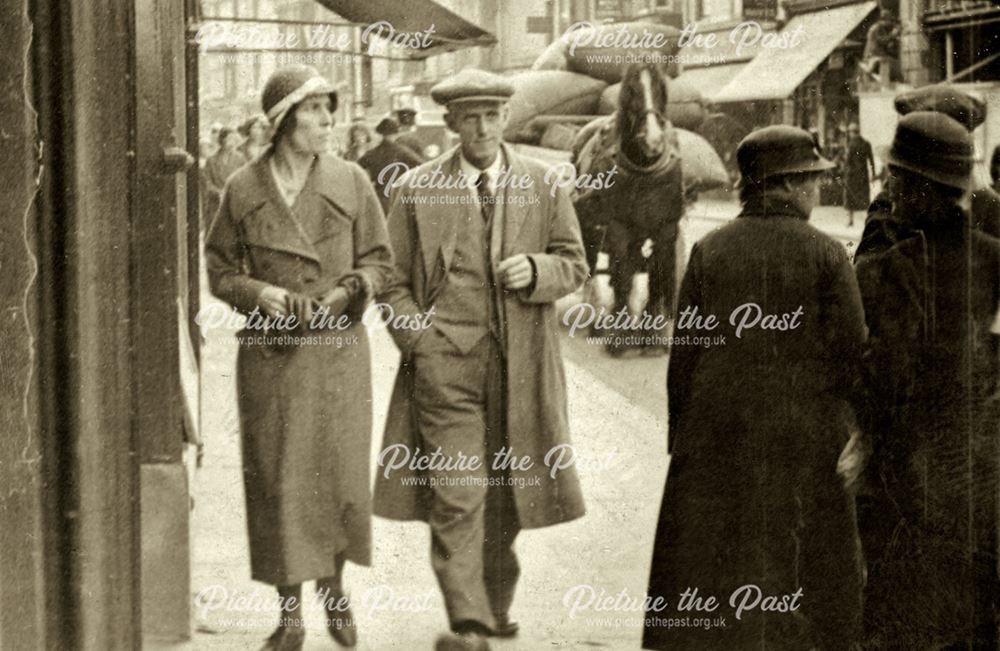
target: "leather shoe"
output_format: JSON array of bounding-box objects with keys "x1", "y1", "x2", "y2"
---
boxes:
[
  {"x1": 434, "y1": 630, "x2": 491, "y2": 651},
  {"x1": 490, "y1": 613, "x2": 519, "y2": 638},
  {"x1": 259, "y1": 626, "x2": 305, "y2": 651},
  {"x1": 323, "y1": 589, "x2": 358, "y2": 647}
]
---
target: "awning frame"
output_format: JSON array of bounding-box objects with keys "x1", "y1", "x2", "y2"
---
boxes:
[{"x1": 711, "y1": 1, "x2": 878, "y2": 104}]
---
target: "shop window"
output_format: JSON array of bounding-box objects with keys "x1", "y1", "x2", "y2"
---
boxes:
[{"x1": 932, "y1": 20, "x2": 1000, "y2": 82}]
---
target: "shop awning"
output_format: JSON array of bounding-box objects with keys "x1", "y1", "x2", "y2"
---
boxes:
[
  {"x1": 676, "y1": 63, "x2": 747, "y2": 102},
  {"x1": 315, "y1": 0, "x2": 497, "y2": 59},
  {"x1": 712, "y1": 1, "x2": 877, "y2": 103}
]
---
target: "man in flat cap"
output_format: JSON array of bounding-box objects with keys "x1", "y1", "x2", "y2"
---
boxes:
[
  {"x1": 358, "y1": 117, "x2": 423, "y2": 213},
  {"x1": 856, "y1": 83, "x2": 1000, "y2": 261},
  {"x1": 374, "y1": 69, "x2": 589, "y2": 651},
  {"x1": 854, "y1": 111, "x2": 1000, "y2": 649}
]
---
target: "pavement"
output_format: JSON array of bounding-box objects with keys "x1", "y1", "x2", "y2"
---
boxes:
[
  {"x1": 151, "y1": 199, "x2": 868, "y2": 650},
  {"x1": 155, "y1": 295, "x2": 666, "y2": 650}
]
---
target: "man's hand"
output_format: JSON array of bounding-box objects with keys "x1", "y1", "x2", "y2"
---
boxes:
[
  {"x1": 317, "y1": 286, "x2": 351, "y2": 318},
  {"x1": 496, "y1": 255, "x2": 534, "y2": 290},
  {"x1": 258, "y1": 285, "x2": 290, "y2": 319}
]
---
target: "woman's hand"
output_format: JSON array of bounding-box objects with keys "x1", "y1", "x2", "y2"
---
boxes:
[
  {"x1": 317, "y1": 286, "x2": 351, "y2": 318},
  {"x1": 258, "y1": 285, "x2": 290, "y2": 319},
  {"x1": 285, "y1": 292, "x2": 316, "y2": 326}
]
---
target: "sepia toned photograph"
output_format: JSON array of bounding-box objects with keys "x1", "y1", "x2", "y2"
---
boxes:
[{"x1": 2, "y1": 0, "x2": 998, "y2": 648}]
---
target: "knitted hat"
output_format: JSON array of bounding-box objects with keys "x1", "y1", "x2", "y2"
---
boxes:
[
  {"x1": 895, "y1": 83, "x2": 986, "y2": 132},
  {"x1": 261, "y1": 65, "x2": 338, "y2": 133},
  {"x1": 886, "y1": 111, "x2": 973, "y2": 189}
]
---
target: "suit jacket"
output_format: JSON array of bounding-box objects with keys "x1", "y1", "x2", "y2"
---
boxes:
[{"x1": 373, "y1": 144, "x2": 589, "y2": 529}]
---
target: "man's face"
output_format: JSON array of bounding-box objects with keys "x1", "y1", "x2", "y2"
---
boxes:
[
  {"x1": 289, "y1": 94, "x2": 334, "y2": 155},
  {"x1": 445, "y1": 100, "x2": 509, "y2": 169},
  {"x1": 786, "y1": 172, "x2": 822, "y2": 216}
]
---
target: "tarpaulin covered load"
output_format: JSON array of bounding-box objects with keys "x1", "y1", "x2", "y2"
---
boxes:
[
  {"x1": 503, "y1": 70, "x2": 607, "y2": 143},
  {"x1": 597, "y1": 76, "x2": 707, "y2": 130},
  {"x1": 531, "y1": 21, "x2": 682, "y2": 84}
]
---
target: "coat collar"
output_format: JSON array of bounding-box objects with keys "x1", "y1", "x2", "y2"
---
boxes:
[{"x1": 239, "y1": 153, "x2": 356, "y2": 265}]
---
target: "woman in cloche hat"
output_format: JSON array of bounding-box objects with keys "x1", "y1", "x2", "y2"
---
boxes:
[{"x1": 205, "y1": 64, "x2": 393, "y2": 651}]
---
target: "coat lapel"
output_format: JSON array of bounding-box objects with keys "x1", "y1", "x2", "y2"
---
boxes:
[
  {"x1": 498, "y1": 144, "x2": 534, "y2": 260},
  {"x1": 243, "y1": 156, "x2": 322, "y2": 265},
  {"x1": 414, "y1": 148, "x2": 466, "y2": 283}
]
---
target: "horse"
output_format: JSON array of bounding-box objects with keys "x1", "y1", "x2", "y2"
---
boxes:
[{"x1": 572, "y1": 62, "x2": 687, "y2": 356}]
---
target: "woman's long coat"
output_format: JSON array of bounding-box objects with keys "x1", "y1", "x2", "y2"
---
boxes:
[
  {"x1": 372, "y1": 144, "x2": 589, "y2": 529},
  {"x1": 854, "y1": 208, "x2": 1000, "y2": 648},
  {"x1": 206, "y1": 154, "x2": 392, "y2": 585},
  {"x1": 644, "y1": 208, "x2": 866, "y2": 650},
  {"x1": 203, "y1": 149, "x2": 247, "y2": 229},
  {"x1": 842, "y1": 137, "x2": 874, "y2": 211}
]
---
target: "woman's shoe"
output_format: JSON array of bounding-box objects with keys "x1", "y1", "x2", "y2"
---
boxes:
[
  {"x1": 259, "y1": 626, "x2": 305, "y2": 651},
  {"x1": 323, "y1": 588, "x2": 358, "y2": 647}
]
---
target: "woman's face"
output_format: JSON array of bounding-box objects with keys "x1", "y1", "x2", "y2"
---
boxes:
[
  {"x1": 287, "y1": 94, "x2": 334, "y2": 155},
  {"x1": 223, "y1": 131, "x2": 242, "y2": 151},
  {"x1": 350, "y1": 127, "x2": 369, "y2": 146},
  {"x1": 250, "y1": 118, "x2": 268, "y2": 143}
]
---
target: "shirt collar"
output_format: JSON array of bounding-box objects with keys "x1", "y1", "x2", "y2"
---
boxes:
[{"x1": 459, "y1": 149, "x2": 504, "y2": 194}]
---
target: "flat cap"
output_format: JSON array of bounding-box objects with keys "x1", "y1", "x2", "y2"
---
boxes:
[
  {"x1": 887, "y1": 111, "x2": 972, "y2": 189},
  {"x1": 895, "y1": 83, "x2": 985, "y2": 132},
  {"x1": 737, "y1": 125, "x2": 835, "y2": 186},
  {"x1": 430, "y1": 69, "x2": 515, "y2": 106}
]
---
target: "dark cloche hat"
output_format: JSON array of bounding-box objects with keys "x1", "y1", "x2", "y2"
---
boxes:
[
  {"x1": 894, "y1": 83, "x2": 986, "y2": 132},
  {"x1": 430, "y1": 69, "x2": 515, "y2": 107},
  {"x1": 261, "y1": 65, "x2": 338, "y2": 132},
  {"x1": 887, "y1": 111, "x2": 973, "y2": 190},
  {"x1": 736, "y1": 125, "x2": 835, "y2": 186},
  {"x1": 375, "y1": 117, "x2": 400, "y2": 136}
]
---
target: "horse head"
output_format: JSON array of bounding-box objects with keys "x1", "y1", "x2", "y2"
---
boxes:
[{"x1": 616, "y1": 63, "x2": 669, "y2": 168}]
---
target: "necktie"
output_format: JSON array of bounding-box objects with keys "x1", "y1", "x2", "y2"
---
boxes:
[{"x1": 476, "y1": 172, "x2": 494, "y2": 224}]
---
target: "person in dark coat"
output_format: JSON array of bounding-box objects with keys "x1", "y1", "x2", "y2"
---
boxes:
[
  {"x1": 206, "y1": 64, "x2": 393, "y2": 651},
  {"x1": 357, "y1": 117, "x2": 423, "y2": 214},
  {"x1": 204, "y1": 126, "x2": 248, "y2": 227},
  {"x1": 644, "y1": 126, "x2": 866, "y2": 651},
  {"x1": 395, "y1": 107, "x2": 426, "y2": 160},
  {"x1": 854, "y1": 111, "x2": 1000, "y2": 650},
  {"x1": 857, "y1": 83, "x2": 1000, "y2": 261},
  {"x1": 375, "y1": 69, "x2": 588, "y2": 651},
  {"x1": 843, "y1": 122, "x2": 875, "y2": 227}
]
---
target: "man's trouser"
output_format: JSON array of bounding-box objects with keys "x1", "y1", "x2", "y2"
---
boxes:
[{"x1": 413, "y1": 330, "x2": 521, "y2": 632}]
